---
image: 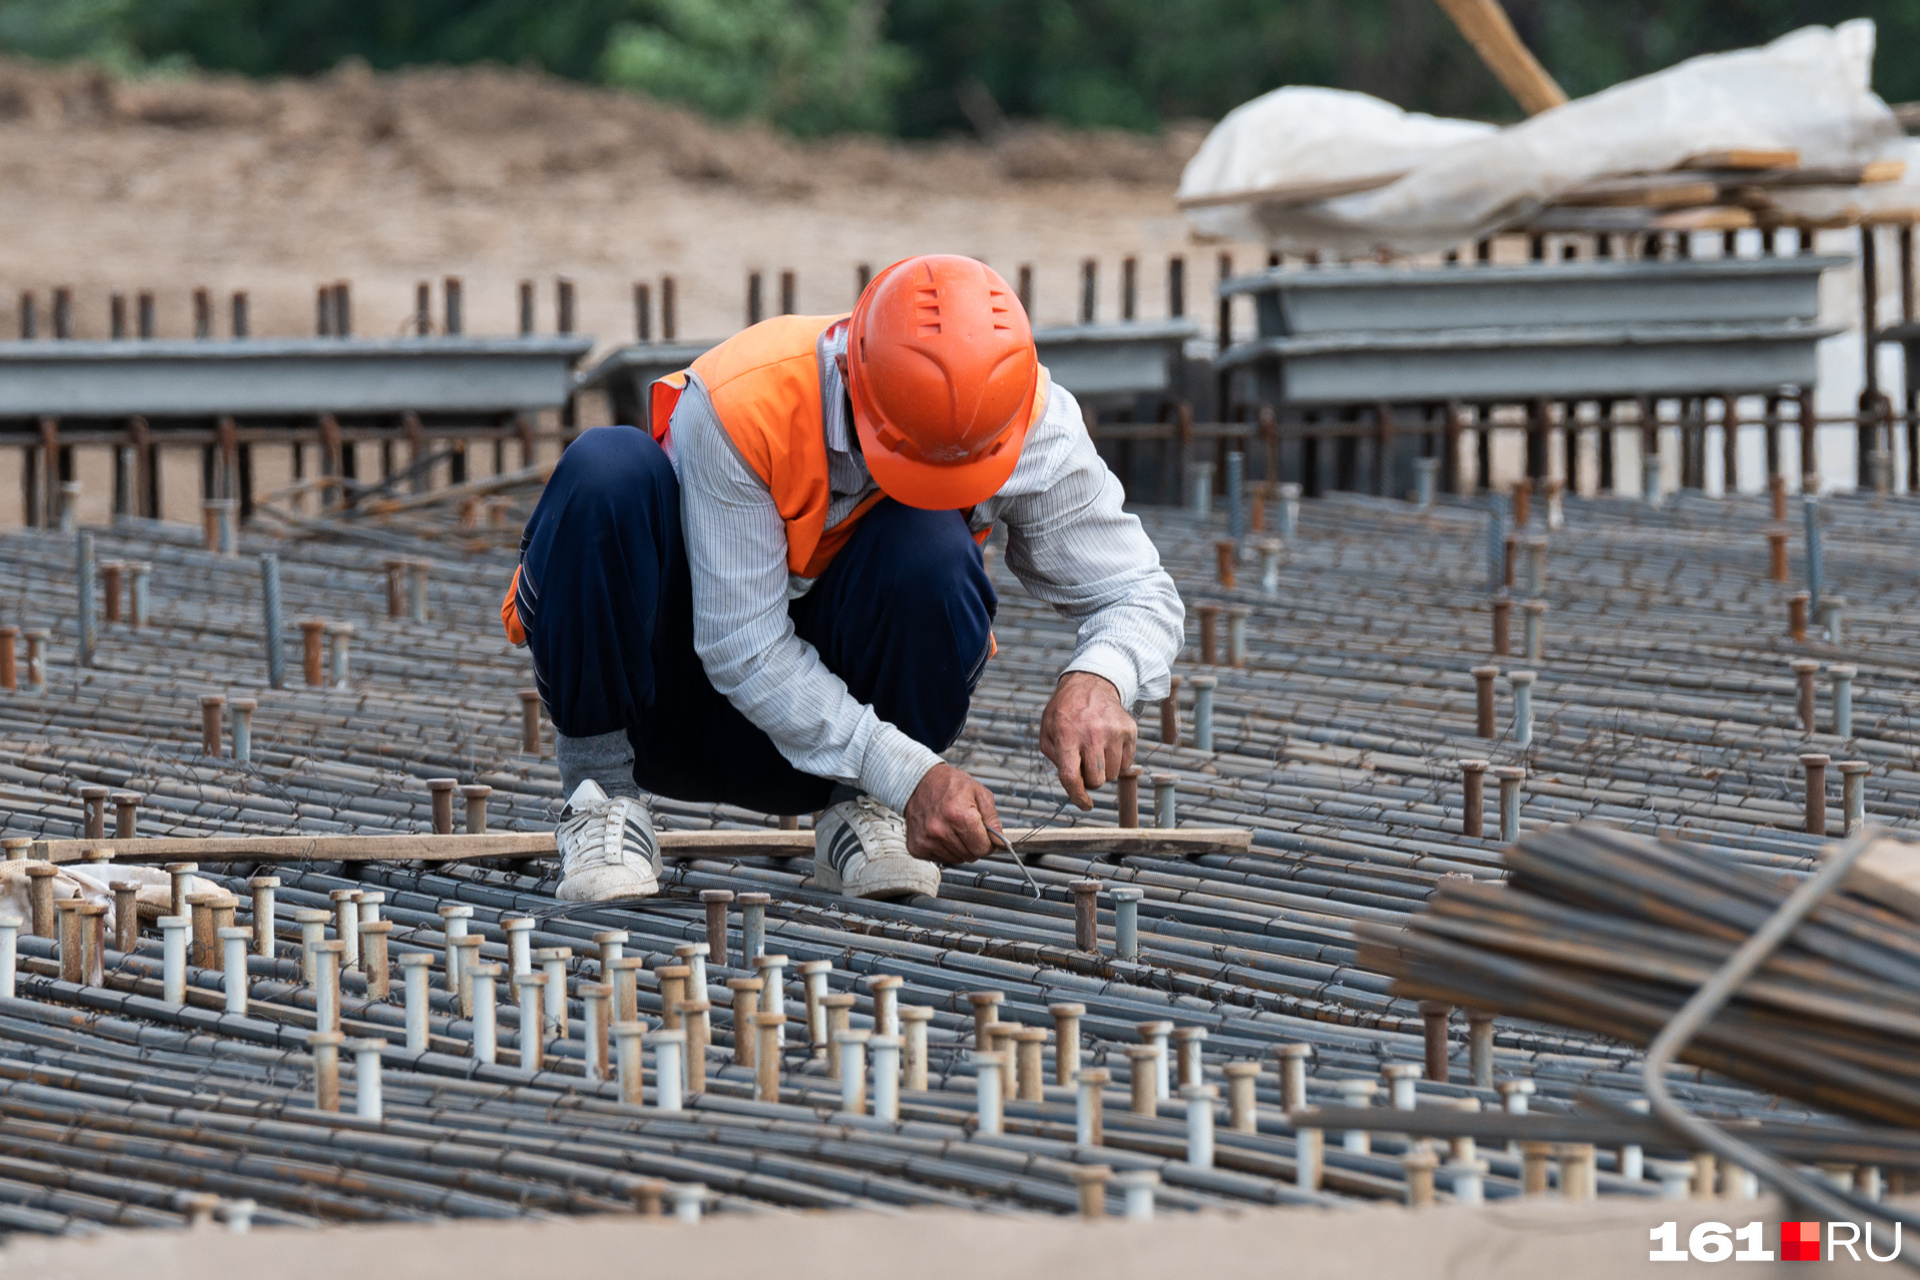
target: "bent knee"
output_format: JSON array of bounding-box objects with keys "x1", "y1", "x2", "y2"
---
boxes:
[
  {"x1": 867, "y1": 510, "x2": 994, "y2": 651},
  {"x1": 550, "y1": 426, "x2": 672, "y2": 508},
  {"x1": 863, "y1": 504, "x2": 982, "y2": 592}
]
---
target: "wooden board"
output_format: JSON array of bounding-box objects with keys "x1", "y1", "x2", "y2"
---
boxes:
[
  {"x1": 1651, "y1": 206, "x2": 1758, "y2": 232},
  {"x1": 1752, "y1": 158, "x2": 1906, "y2": 187},
  {"x1": 1177, "y1": 172, "x2": 1405, "y2": 212},
  {"x1": 1680, "y1": 148, "x2": 1799, "y2": 171},
  {"x1": 1523, "y1": 204, "x2": 1754, "y2": 234},
  {"x1": 1556, "y1": 174, "x2": 1720, "y2": 209},
  {"x1": 1433, "y1": 0, "x2": 1568, "y2": 117},
  {"x1": 33, "y1": 826, "x2": 1253, "y2": 865},
  {"x1": 1831, "y1": 836, "x2": 1920, "y2": 924},
  {"x1": 1549, "y1": 157, "x2": 1900, "y2": 225}
]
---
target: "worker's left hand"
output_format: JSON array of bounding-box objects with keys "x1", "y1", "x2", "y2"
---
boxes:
[{"x1": 1039, "y1": 671, "x2": 1137, "y2": 810}]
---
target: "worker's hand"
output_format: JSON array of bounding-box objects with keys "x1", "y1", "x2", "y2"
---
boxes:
[
  {"x1": 904, "y1": 763, "x2": 1000, "y2": 865},
  {"x1": 1040, "y1": 671, "x2": 1136, "y2": 810}
]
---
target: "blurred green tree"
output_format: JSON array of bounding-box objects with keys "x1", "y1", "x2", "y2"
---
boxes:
[
  {"x1": 0, "y1": 0, "x2": 140, "y2": 68},
  {"x1": 1, "y1": 0, "x2": 1917, "y2": 135},
  {"x1": 600, "y1": 0, "x2": 910, "y2": 134}
]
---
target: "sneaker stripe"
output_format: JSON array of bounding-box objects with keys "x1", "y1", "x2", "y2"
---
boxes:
[
  {"x1": 826, "y1": 823, "x2": 863, "y2": 876},
  {"x1": 623, "y1": 814, "x2": 656, "y2": 862}
]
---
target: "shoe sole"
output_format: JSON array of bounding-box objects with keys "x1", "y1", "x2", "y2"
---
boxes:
[
  {"x1": 556, "y1": 865, "x2": 660, "y2": 903},
  {"x1": 813, "y1": 855, "x2": 939, "y2": 901}
]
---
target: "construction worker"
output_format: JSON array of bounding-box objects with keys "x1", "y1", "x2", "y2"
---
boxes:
[{"x1": 504, "y1": 254, "x2": 1183, "y2": 901}]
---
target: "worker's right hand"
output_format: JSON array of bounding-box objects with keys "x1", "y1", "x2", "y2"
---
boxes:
[{"x1": 904, "y1": 763, "x2": 1000, "y2": 865}]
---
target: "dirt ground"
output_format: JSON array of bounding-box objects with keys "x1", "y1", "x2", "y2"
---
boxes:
[{"x1": 0, "y1": 59, "x2": 1230, "y2": 353}]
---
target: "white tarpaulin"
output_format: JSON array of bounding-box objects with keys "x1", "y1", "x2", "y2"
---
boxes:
[
  {"x1": 1175, "y1": 87, "x2": 1496, "y2": 211},
  {"x1": 0, "y1": 861, "x2": 187, "y2": 936},
  {"x1": 1180, "y1": 20, "x2": 1908, "y2": 256}
]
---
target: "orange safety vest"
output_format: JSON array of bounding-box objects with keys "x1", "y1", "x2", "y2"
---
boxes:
[
  {"x1": 504, "y1": 314, "x2": 1032, "y2": 645},
  {"x1": 662, "y1": 313, "x2": 887, "y2": 580}
]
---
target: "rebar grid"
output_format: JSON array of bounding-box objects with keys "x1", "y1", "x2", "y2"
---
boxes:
[{"x1": 0, "y1": 479, "x2": 1916, "y2": 1230}]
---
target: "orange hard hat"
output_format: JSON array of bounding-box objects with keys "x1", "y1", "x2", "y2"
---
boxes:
[{"x1": 846, "y1": 254, "x2": 1041, "y2": 510}]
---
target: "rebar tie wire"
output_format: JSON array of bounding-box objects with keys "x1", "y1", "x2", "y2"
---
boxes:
[{"x1": 1641, "y1": 825, "x2": 1920, "y2": 1272}]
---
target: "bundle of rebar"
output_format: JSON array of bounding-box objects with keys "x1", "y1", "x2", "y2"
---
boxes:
[{"x1": 1361, "y1": 822, "x2": 1920, "y2": 1128}]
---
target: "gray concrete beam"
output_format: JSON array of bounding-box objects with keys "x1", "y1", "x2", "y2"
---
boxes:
[{"x1": 0, "y1": 337, "x2": 594, "y2": 418}]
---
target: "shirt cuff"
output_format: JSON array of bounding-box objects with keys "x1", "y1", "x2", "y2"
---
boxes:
[
  {"x1": 858, "y1": 722, "x2": 946, "y2": 814},
  {"x1": 1063, "y1": 642, "x2": 1146, "y2": 710}
]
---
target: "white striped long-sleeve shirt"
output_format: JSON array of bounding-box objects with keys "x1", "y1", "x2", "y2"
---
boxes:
[{"x1": 666, "y1": 323, "x2": 1184, "y2": 813}]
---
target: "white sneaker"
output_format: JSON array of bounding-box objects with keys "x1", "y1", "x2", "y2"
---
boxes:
[
  {"x1": 814, "y1": 795, "x2": 941, "y2": 900},
  {"x1": 555, "y1": 779, "x2": 661, "y2": 902}
]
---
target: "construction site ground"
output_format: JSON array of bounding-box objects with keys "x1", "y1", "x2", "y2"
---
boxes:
[{"x1": 0, "y1": 1193, "x2": 1833, "y2": 1279}]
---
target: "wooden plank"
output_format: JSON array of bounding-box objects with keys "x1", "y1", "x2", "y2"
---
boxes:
[
  {"x1": 1523, "y1": 204, "x2": 1754, "y2": 234},
  {"x1": 1830, "y1": 836, "x2": 1920, "y2": 924},
  {"x1": 1556, "y1": 174, "x2": 1720, "y2": 209},
  {"x1": 1680, "y1": 148, "x2": 1799, "y2": 171},
  {"x1": 37, "y1": 833, "x2": 555, "y2": 864},
  {"x1": 1433, "y1": 0, "x2": 1568, "y2": 117},
  {"x1": 1729, "y1": 159, "x2": 1907, "y2": 191},
  {"x1": 33, "y1": 826, "x2": 1252, "y2": 865},
  {"x1": 1779, "y1": 206, "x2": 1920, "y2": 231},
  {"x1": 1177, "y1": 172, "x2": 1405, "y2": 212},
  {"x1": 1551, "y1": 158, "x2": 1897, "y2": 225},
  {"x1": 1651, "y1": 206, "x2": 1757, "y2": 232},
  {"x1": 1769, "y1": 158, "x2": 1906, "y2": 187}
]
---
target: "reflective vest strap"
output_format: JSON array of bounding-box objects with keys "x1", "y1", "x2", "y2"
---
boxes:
[
  {"x1": 649, "y1": 371, "x2": 689, "y2": 446},
  {"x1": 500, "y1": 565, "x2": 526, "y2": 645}
]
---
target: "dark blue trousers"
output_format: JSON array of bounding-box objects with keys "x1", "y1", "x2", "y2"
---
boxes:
[{"x1": 516, "y1": 425, "x2": 996, "y2": 814}]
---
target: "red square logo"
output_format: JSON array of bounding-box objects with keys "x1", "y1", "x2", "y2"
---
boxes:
[{"x1": 1782, "y1": 1221, "x2": 1821, "y2": 1262}]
